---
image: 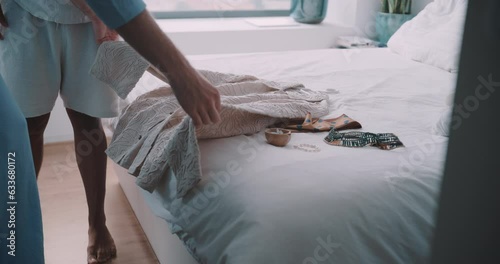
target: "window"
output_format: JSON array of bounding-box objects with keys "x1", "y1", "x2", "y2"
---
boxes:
[{"x1": 145, "y1": 0, "x2": 292, "y2": 19}]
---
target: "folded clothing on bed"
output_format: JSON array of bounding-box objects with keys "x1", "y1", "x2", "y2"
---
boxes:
[{"x1": 90, "y1": 41, "x2": 330, "y2": 198}]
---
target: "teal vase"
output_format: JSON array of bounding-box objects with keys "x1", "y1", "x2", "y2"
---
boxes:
[
  {"x1": 291, "y1": 0, "x2": 328, "y2": 24},
  {"x1": 375, "y1": 12, "x2": 414, "y2": 44}
]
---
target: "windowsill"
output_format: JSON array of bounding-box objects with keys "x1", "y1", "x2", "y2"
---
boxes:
[
  {"x1": 155, "y1": 16, "x2": 338, "y2": 33},
  {"x1": 154, "y1": 17, "x2": 355, "y2": 55}
]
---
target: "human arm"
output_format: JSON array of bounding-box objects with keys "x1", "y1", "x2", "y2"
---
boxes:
[
  {"x1": 85, "y1": 0, "x2": 221, "y2": 126},
  {"x1": 115, "y1": 11, "x2": 221, "y2": 126}
]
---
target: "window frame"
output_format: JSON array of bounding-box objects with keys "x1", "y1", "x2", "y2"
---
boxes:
[{"x1": 151, "y1": 10, "x2": 291, "y2": 19}]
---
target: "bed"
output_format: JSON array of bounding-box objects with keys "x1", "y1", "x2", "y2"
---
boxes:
[{"x1": 106, "y1": 1, "x2": 466, "y2": 263}]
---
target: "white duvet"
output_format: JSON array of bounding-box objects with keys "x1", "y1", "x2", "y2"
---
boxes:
[{"x1": 117, "y1": 48, "x2": 456, "y2": 264}]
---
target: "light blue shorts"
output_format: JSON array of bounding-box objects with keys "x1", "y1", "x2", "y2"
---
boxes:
[{"x1": 0, "y1": 0, "x2": 120, "y2": 118}]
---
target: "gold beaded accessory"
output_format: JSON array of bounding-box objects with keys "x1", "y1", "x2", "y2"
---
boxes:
[{"x1": 293, "y1": 144, "x2": 321, "y2": 153}]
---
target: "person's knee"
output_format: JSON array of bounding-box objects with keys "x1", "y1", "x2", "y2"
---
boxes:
[
  {"x1": 66, "y1": 109, "x2": 105, "y2": 145},
  {"x1": 26, "y1": 113, "x2": 51, "y2": 137}
]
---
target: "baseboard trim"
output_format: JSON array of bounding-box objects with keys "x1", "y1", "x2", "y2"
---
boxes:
[{"x1": 44, "y1": 135, "x2": 74, "y2": 144}]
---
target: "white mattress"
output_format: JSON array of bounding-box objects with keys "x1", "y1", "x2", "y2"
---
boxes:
[{"x1": 114, "y1": 48, "x2": 456, "y2": 263}]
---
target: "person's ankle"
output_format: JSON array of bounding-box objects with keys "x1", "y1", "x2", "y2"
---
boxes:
[{"x1": 89, "y1": 217, "x2": 107, "y2": 231}]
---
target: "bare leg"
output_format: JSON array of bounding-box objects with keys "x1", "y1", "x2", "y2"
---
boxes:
[
  {"x1": 65, "y1": 108, "x2": 116, "y2": 263},
  {"x1": 26, "y1": 113, "x2": 51, "y2": 177}
]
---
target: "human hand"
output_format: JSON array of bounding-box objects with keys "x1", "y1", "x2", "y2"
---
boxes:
[
  {"x1": 172, "y1": 72, "x2": 222, "y2": 127},
  {"x1": 0, "y1": 5, "x2": 8, "y2": 40},
  {"x1": 113, "y1": 10, "x2": 221, "y2": 126},
  {"x1": 91, "y1": 18, "x2": 118, "y2": 44}
]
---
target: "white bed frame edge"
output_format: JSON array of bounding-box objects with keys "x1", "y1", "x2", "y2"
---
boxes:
[{"x1": 112, "y1": 163, "x2": 199, "y2": 264}]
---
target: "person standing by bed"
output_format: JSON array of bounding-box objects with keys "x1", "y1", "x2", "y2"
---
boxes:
[
  {"x1": 0, "y1": 0, "x2": 121, "y2": 263},
  {"x1": 1, "y1": 0, "x2": 221, "y2": 263}
]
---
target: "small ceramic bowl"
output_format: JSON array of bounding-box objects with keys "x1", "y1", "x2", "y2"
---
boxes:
[{"x1": 265, "y1": 128, "x2": 292, "y2": 147}]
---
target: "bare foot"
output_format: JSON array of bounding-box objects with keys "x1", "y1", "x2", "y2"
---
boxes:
[{"x1": 87, "y1": 226, "x2": 117, "y2": 263}]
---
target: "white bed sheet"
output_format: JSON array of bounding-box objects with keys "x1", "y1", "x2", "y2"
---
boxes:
[{"x1": 118, "y1": 48, "x2": 456, "y2": 263}]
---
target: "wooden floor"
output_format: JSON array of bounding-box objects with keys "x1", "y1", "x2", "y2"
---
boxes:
[{"x1": 38, "y1": 142, "x2": 159, "y2": 264}]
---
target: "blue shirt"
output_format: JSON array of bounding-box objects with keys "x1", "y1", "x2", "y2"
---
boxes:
[{"x1": 86, "y1": 0, "x2": 146, "y2": 29}]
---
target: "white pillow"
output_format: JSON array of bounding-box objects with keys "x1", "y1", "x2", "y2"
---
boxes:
[{"x1": 388, "y1": 0, "x2": 468, "y2": 72}]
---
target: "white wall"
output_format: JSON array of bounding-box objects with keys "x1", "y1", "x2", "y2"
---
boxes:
[
  {"x1": 155, "y1": 18, "x2": 354, "y2": 55},
  {"x1": 44, "y1": 99, "x2": 74, "y2": 143},
  {"x1": 44, "y1": 0, "x2": 434, "y2": 143},
  {"x1": 413, "y1": 0, "x2": 434, "y2": 14}
]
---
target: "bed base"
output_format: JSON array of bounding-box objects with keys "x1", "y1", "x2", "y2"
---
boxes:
[{"x1": 113, "y1": 163, "x2": 198, "y2": 264}]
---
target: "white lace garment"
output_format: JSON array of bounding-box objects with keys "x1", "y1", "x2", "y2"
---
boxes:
[{"x1": 91, "y1": 42, "x2": 330, "y2": 198}]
